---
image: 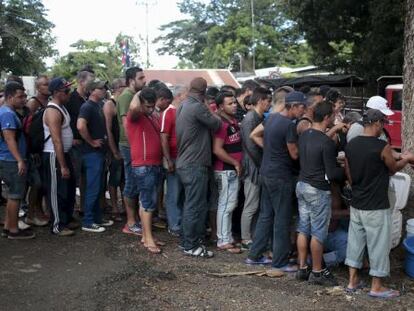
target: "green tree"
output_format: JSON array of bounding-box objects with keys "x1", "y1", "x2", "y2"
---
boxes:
[
  {"x1": 0, "y1": 0, "x2": 56, "y2": 75},
  {"x1": 50, "y1": 34, "x2": 141, "y2": 81},
  {"x1": 154, "y1": 0, "x2": 310, "y2": 71},
  {"x1": 282, "y1": 0, "x2": 404, "y2": 87}
]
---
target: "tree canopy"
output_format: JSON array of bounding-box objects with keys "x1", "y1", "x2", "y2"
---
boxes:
[
  {"x1": 50, "y1": 34, "x2": 141, "y2": 81},
  {"x1": 154, "y1": 0, "x2": 310, "y2": 71},
  {"x1": 282, "y1": 0, "x2": 404, "y2": 86},
  {"x1": 0, "y1": 0, "x2": 56, "y2": 75}
]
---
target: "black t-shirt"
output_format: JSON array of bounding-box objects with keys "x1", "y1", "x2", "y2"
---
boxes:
[
  {"x1": 109, "y1": 99, "x2": 120, "y2": 146},
  {"x1": 260, "y1": 113, "x2": 297, "y2": 179},
  {"x1": 78, "y1": 100, "x2": 107, "y2": 154},
  {"x1": 298, "y1": 129, "x2": 344, "y2": 191},
  {"x1": 65, "y1": 89, "x2": 86, "y2": 140},
  {"x1": 345, "y1": 136, "x2": 389, "y2": 210}
]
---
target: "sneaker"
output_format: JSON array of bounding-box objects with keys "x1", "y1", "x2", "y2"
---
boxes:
[
  {"x1": 66, "y1": 220, "x2": 80, "y2": 230},
  {"x1": 25, "y1": 217, "x2": 48, "y2": 227},
  {"x1": 308, "y1": 268, "x2": 338, "y2": 286},
  {"x1": 245, "y1": 256, "x2": 272, "y2": 265},
  {"x1": 241, "y1": 241, "x2": 253, "y2": 251},
  {"x1": 54, "y1": 228, "x2": 75, "y2": 237},
  {"x1": 18, "y1": 220, "x2": 31, "y2": 230},
  {"x1": 122, "y1": 223, "x2": 142, "y2": 236},
  {"x1": 82, "y1": 224, "x2": 106, "y2": 233},
  {"x1": 296, "y1": 266, "x2": 311, "y2": 281},
  {"x1": 276, "y1": 264, "x2": 298, "y2": 273},
  {"x1": 97, "y1": 219, "x2": 114, "y2": 227},
  {"x1": 168, "y1": 228, "x2": 181, "y2": 237},
  {"x1": 8, "y1": 229, "x2": 35, "y2": 240},
  {"x1": 183, "y1": 245, "x2": 214, "y2": 258},
  {"x1": 1, "y1": 229, "x2": 9, "y2": 238}
]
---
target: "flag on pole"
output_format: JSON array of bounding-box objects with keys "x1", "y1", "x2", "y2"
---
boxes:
[{"x1": 120, "y1": 39, "x2": 131, "y2": 68}]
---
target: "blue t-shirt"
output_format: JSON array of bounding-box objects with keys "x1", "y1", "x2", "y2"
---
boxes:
[
  {"x1": 0, "y1": 105, "x2": 26, "y2": 161},
  {"x1": 260, "y1": 113, "x2": 297, "y2": 179}
]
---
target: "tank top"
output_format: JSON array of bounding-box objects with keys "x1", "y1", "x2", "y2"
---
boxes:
[{"x1": 43, "y1": 103, "x2": 73, "y2": 153}]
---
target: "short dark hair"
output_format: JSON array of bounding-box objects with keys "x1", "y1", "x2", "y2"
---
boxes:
[
  {"x1": 206, "y1": 86, "x2": 220, "y2": 100},
  {"x1": 5, "y1": 81, "x2": 25, "y2": 98},
  {"x1": 6, "y1": 75, "x2": 23, "y2": 86},
  {"x1": 215, "y1": 91, "x2": 234, "y2": 107},
  {"x1": 125, "y1": 66, "x2": 143, "y2": 86},
  {"x1": 313, "y1": 101, "x2": 333, "y2": 122},
  {"x1": 250, "y1": 87, "x2": 272, "y2": 105},
  {"x1": 139, "y1": 87, "x2": 157, "y2": 104},
  {"x1": 243, "y1": 95, "x2": 251, "y2": 106},
  {"x1": 220, "y1": 85, "x2": 237, "y2": 95},
  {"x1": 149, "y1": 80, "x2": 168, "y2": 92},
  {"x1": 76, "y1": 70, "x2": 94, "y2": 82},
  {"x1": 156, "y1": 87, "x2": 173, "y2": 100},
  {"x1": 241, "y1": 80, "x2": 260, "y2": 94},
  {"x1": 80, "y1": 65, "x2": 95, "y2": 74},
  {"x1": 325, "y1": 88, "x2": 344, "y2": 104}
]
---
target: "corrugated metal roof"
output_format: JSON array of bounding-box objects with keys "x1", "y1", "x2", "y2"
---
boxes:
[{"x1": 144, "y1": 69, "x2": 240, "y2": 88}]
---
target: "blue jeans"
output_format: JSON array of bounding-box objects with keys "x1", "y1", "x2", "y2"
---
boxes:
[
  {"x1": 119, "y1": 145, "x2": 135, "y2": 200},
  {"x1": 177, "y1": 165, "x2": 209, "y2": 251},
  {"x1": 165, "y1": 165, "x2": 183, "y2": 232},
  {"x1": 249, "y1": 176, "x2": 294, "y2": 268},
  {"x1": 324, "y1": 227, "x2": 348, "y2": 266},
  {"x1": 131, "y1": 166, "x2": 161, "y2": 212},
  {"x1": 215, "y1": 170, "x2": 240, "y2": 246},
  {"x1": 296, "y1": 181, "x2": 332, "y2": 243},
  {"x1": 82, "y1": 152, "x2": 104, "y2": 226}
]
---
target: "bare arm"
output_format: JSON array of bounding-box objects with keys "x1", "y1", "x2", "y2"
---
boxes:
[
  {"x1": 161, "y1": 133, "x2": 174, "y2": 172},
  {"x1": 77, "y1": 118, "x2": 102, "y2": 149},
  {"x1": 213, "y1": 136, "x2": 241, "y2": 176},
  {"x1": 382, "y1": 144, "x2": 409, "y2": 175},
  {"x1": 250, "y1": 123, "x2": 264, "y2": 148},
  {"x1": 45, "y1": 109, "x2": 69, "y2": 178},
  {"x1": 103, "y1": 100, "x2": 120, "y2": 159},
  {"x1": 287, "y1": 143, "x2": 298, "y2": 160},
  {"x1": 296, "y1": 119, "x2": 311, "y2": 135},
  {"x1": 128, "y1": 93, "x2": 142, "y2": 122},
  {"x1": 26, "y1": 98, "x2": 41, "y2": 114},
  {"x1": 2, "y1": 130, "x2": 26, "y2": 175}
]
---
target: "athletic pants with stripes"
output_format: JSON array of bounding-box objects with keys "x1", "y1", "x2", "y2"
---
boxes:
[{"x1": 42, "y1": 152, "x2": 76, "y2": 234}]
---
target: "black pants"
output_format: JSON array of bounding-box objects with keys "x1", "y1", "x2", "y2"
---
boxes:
[{"x1": 42, "y1": 152, "x2": 76, "y2": 233}]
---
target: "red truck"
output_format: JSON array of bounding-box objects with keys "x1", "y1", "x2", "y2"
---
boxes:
[{"x1": 377, "y1": 76, "x2": 403, "y2": 150}]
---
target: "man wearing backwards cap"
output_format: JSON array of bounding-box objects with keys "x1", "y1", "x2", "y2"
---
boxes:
[
  {"x1": 176, "y1": 77, "x2": 222, "y2": 258},
  {"x1": 344, "y1": 108, "x2": 413, "y2": 298},
  {"x1": 77, "y1": 79, "x2": 113, "y2": 233}
]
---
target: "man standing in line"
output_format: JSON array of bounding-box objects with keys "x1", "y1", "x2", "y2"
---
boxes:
[
  {"x1": 116, "y1": 67, "x2": 146, "y2": 235},
  {"x1": 43, "y1": 78, "x2": 76, "y2": 236},
  {"x1": 0, "y1": 82, "x2": 34, "y2": 239},
  {"x1": 77, "y1": 80, "x2": 113, "y2": 233},
  {"x1": 176, "y1": 77, "x2": 222, "y2": 258}
]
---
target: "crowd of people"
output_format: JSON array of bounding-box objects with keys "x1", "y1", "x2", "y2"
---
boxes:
[{"x1": 1, "y1": 66, "x2": 414, "y2": 299}]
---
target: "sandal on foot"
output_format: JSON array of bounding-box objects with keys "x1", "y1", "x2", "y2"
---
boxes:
[
  {"x1": 345, "y1": 281, "x2": 366, "y2": 293},
  {"x1": 217, "y1": 244, "x2": 242, "y2": 254},
  {"x1": 146, "y1": 245, "x2": 162, "y2": 254},
  {"x1": 368, "y1": 289, "x2": 400, "y2": 299}
]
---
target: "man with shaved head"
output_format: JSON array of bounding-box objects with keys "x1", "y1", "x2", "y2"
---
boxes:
[{"x1": 176, "y1": 77, "x2": 222, "y2": 258}]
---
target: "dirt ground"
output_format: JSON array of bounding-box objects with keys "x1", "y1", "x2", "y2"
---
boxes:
[{"x1": 2, "y1": 203, "x2": 414, "y2": 311}]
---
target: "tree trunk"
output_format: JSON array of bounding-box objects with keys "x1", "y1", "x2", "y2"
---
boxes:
[{"x1": 403, "y1": 0, "x2": 414, "y2": 183}]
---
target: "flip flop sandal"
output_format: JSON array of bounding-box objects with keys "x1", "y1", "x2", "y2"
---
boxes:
[
  {"x1": 345, "y1": 281, "x2": 366, "y2": 293},
  {"x1": 141, "y1": 240, "x2": 166, "y2": 247},
  {"x1": 217, "y1": 244, "x2": 242, "y2": 254},
  {"x1": 146, "y1": 245, "x2": 162, "y2": 254},
  {"x1": 368, "y1": 290, "x2": 400, "y2": 299}
]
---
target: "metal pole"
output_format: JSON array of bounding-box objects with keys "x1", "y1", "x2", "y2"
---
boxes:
[
  {"x1": 250, "y1": 0, "x2": 255, "y2": 72},
  {"x1": 145, "y1": 1, "x2": 150, "y2": 68}
]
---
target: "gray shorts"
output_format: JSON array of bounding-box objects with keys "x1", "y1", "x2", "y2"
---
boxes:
[
  {"x1": 345, "y1": 207, "x2": 392, "y2": 277},
  {"x1": 0, "y1": 160, "x2": 26, "y2": 200}
]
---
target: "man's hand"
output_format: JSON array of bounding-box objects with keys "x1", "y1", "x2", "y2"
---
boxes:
[
  {"x1": 166, "y1": 159, "x2": 175, "y2": 173},
  {"x1": 234, "y1": 161, "x2": 242, "y2": 177},
  {"x1": 91, "y1": 139, "x2": 104, "y2": 148},
  {"x1": 113, "y1": 152, "x2": 122, "y2": 161},
  {"x1": 402, "y1": 151, "x2": 414, "y2": 163},
  {"x1": 332, "y1": 122, "x2": 348, "y2": 133},
  {"x1": 61, "y1": 167, "x2": 70, "y2": 179},
  {"x1": 17, "y1": 160, "x2": 26, "y2": 176},
  {"x1": 72, "y1": 139, "x2": 82, "y2": 146}
]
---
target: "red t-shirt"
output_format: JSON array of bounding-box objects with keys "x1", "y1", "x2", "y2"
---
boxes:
[
  {"x1": 126, "y1": 112, "x2": 162, "y2": 167},
  {"x1": 160, "y1": 105, "x2": 177, "y2": 159},
  {"x1": 213, "y1": 117, "x2": 243, "y2": 171}
]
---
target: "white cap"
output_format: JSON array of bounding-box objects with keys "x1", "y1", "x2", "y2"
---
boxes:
[{"x1": 366, "y1": 96, "x2": 394, "y2": 116}]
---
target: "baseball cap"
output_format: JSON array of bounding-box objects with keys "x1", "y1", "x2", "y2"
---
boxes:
[
  {"x1": 363, "y1": 109, "x2": 388, "y2": 124},
  {"x1": 85, "y1": 79, "x2": 108, "y2": 93},
  {"x1": 49, "y1": 77, "x2": 73, "y2": 93},
  {"x1": 366, "y1": 96, "x2": 394, "y2": 116},
  {"x1": 285, "y1": 91, "x2": 307, "y2": 105}
]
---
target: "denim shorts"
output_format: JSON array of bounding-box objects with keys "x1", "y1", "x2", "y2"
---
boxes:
[
  {"x1": 120, "y1": 145, "x2": 135, "y2": 199},
  {"x1": 296, "y1": 181, "x2": 332, "y2": 243},
  {"x1": 131, "y1": 166, "x2": 161, "y2": 212},
  {"x1": 0, "y1": 160, "x2": 26, "y2": 200},
  {"x1": 27, "y1": 155, "x2": 42, "y2": 188}
]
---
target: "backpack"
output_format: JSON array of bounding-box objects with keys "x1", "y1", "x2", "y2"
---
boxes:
[{"x1": 26, "y1": 105, "x2": 63, "y2": 155}]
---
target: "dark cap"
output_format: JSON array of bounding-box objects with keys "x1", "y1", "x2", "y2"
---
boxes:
[
  {"x1": 363, "y1": 109, "x2": 388, "y2": 124},
  {"x1": 49, "y1": 77, "x2": 73, "y2": 93},
  {"x1": 285, "y1": 91, "x2": 306, "y2": 105},
  {"x1": 85, "y1": 79, "x2": 108, "y2": 93}
]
